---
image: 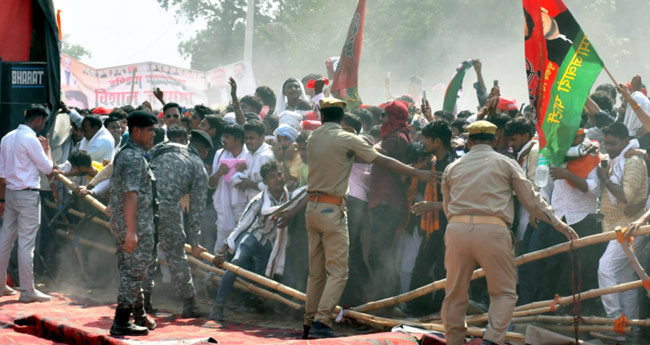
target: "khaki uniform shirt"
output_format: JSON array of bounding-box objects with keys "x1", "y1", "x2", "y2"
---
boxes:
[
  {"x1": 442, "y1": 144, "x2": 561, "y2": 227},
  {"x1": 307, "y1": 122, "x2": 379, "y2": 198},
  {"x1": 600, "y1": 155, "x2": 647, "y2": 232}
]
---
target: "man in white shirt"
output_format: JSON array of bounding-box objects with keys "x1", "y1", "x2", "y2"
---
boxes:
[
  {"x1": 239, "y1": 120, "x2": 275, "y2": 201},
  {"x1": 0, "y1": 104, "x2": 59, "y2": 302},
  {"x1": 505, "y1": 118, "x2": 540, "y2": 306},
  {"x1": 104, "y1": 116, "x2": 123, "y2": 149},
  {"x1": 208, "y1": 124, "x2": 250, "y2": 252},
  {"x1": 79, "y1": 115, "x2": 115, "y2": 162},
  {"x1": 622, "y1": 76, "x2": 650, "y2": 137},
  {"x1": 504, "y1": 117, "x2": 539, "y2": 240},
  {"x1": 537, "y1": 131, "x2": 602, "y2": 302}
]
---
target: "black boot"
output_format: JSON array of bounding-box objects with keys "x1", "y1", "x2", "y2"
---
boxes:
[
  {"x1": 301, "y1": 325, "x2": 310, "y2": 339},
  {"x1": 181, "y1": 297, "x2": 208, "y2": 318},
  {"x1": 143, "y1": 291, "x2": 157, "y2": 314},
  {"x1": 134, "y1": 297, "x2": 157, "y2": 330},
  {"x1": 208, "y1": 305, "x2": 224, "y2": 322},
  {"x1": 310, "y1": 321, "x2": 337, "y2": 338},
  {"x1": 110, "y1": 303, "x2": 149, "y2": 336}
]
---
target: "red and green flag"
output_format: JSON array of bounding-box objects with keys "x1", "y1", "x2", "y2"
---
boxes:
[
  {"x1": 523, "y1": 0, "x2": 603, "y2": 166},
  {"x1": 442, "y1": 59, "x2": 474, "y2": 114},
  {"x1": 331, "y1": 0, "x2": 365, "y2": 109}
]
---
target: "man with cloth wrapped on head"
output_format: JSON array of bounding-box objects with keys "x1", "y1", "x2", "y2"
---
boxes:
[
  {"x1": 302, "y1": 98, "x2": 436, "y2": 339},
  {"x1": 440, "y1": 120, "x2": 579, "y2": 345},
  {"x1": 274, "y1": 123, "x2": 302, "y2": 187}
]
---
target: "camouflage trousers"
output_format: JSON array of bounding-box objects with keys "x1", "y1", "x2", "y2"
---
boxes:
[
  {"x1": 115, "y1": 231, "x2": 155, "y2": 305},
  {"x1": 146, "y1": 207, "x2": 196, "y2": 300}
]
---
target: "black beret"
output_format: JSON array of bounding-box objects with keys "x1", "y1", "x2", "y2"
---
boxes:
[
  {"x1": 190, "y1": 129, "x2": 213, "y2": 149},
  {"x1": 127, "y1": 110, "x2": 157, "y2": 128}
]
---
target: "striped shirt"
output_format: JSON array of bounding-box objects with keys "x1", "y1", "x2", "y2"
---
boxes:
[
  {"x1": 600, "y1": 155, "x2": 647, "y2": 232},
  {"x1": 229, "y1": 189, "x2": 286, "y2": 247}
]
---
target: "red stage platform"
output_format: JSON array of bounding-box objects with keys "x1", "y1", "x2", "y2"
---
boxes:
[{"x1": 0, "y1": 293, "x2": 419, "y2": 345}]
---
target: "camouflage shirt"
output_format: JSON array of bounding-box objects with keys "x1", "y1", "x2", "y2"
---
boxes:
[
  {"x1": 150, "y1": 142, "x2": 208, "y2": 246},
  {"x1": 109, "y1": 138, "x2": 155, "y2": 240}
]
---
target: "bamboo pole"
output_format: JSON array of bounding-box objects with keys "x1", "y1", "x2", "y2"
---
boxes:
[
  {"x1": 466, "y1": 279, "x2": 647, "y2": 324},
  {"x1": 49, "y1": 183, "x2": 304, "y2": 310},
  {"x1": 56, "y1": 229, "x2": 117, "y2": 254},
  {"x1": 185, "y1": 256, "x2": 303, "y2": 310},
  {"x1": 336, "y1": 309, "x2": 526, "y2": 342},
  {"x1": 56, "y1": 228, "x2": 297, "y2": 309},
  {"x1": 44, "y1": 198, "x2": 112, "y2": 230},
  {"x1": 54, "y1": 173, "x2": 109, "y2": 215},
  {"x1": 187, "y1": 245, "x2": 526, "y2": 342},
  {"x1": 53, "y1": 169, "x2": 620, "y2": 342},
  {"x1": 51, "y1": 176, "x2": 305, "y2": 302},
  {"x1": 615, "y1": 227, "x2": 650, "y2": 299},
  {"x1": 56, "y1": 168, "x2": 647, "y2": 317},
  {"x1": 511, "y1": 315, "x2": 650, "y2": 327},
  {"x1": 538, "y1": 324, "x2": 630, "y2": 334},
  {"x1": 185, "y1": 244, "x2": 308, "y2": 302},
  {"x1": 187, "y1": 254, "x2": 226, "y2": 275},
  {"x1": 603, "y1": 65, "x2": 619, "y2": 86},
  {"x1": 353, "y1": 226, "x2": 650, "y2": 313},
  {"x1": 515, "y1": 278, "x2": 647, "y2": 313}
]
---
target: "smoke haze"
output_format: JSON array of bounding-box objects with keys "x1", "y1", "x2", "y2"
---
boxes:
[{"x1": 238, "y1": 0, "x2": 650, "y2": 112}]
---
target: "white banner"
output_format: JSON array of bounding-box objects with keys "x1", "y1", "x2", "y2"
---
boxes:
[{"x1": 61, "y1": 54, "x2": 256, "y2": 109}]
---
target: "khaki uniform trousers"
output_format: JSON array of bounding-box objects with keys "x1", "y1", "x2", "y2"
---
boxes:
[
  {"x1": 304, "y1": 200, "x2": 349, "y2": 328},
  {"x1": 441, "y1": 222, "x2": 517, "y2": 345}
]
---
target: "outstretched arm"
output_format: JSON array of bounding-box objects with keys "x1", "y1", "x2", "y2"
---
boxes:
[{"x1": 372, "y1": 154, "x2": 434, "y2": 182}]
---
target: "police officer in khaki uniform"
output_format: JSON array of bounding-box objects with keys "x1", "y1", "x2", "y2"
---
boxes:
[
  {"x1": 440, "y1": 120, "x2": 579, "y2": 345},
  {"x1": 303, "y1": 98, "x2": 434, "y2": 338}
]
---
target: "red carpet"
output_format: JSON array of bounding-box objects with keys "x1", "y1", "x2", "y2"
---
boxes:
[{"x1": 0, "y1": 294, "x2": 418, "y2": 345}]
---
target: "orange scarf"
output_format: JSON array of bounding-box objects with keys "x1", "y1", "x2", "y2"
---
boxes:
[
  {"x1": 566, "y1": 141, "x2": 601, "y2": 188},
  {"x1": 407, "y1": 157, "x2": 440, "y2": 237}
]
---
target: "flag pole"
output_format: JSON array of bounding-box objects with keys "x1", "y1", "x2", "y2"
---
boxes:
[{"x1": 602, "y1": 65, "x2": 619, "y2": 86}]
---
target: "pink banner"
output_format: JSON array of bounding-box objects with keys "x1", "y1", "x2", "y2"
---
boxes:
[{"x1": 61, "y1": 54, "x2": 256, "y2": 109}]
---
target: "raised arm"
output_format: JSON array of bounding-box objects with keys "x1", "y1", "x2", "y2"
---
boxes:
[
  {"x1": 473, "y1": 59, "x2": 488, "y2": 107},
  {"x1": 229, "y1": 77, "x2": 246, "y2": 125},
  {"x1": 618, "y1": 79, "x2": 650, "y2": 134}
]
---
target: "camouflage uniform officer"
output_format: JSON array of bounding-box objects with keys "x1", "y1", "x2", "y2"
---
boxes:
[
  {"x1": 109, "y1": 111, "x2": 158, "y2": 336},
  {"x1": 148, "y1": 130, "x2": 212, "y2": 317}
]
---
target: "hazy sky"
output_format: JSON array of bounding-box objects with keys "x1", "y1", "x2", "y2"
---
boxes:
[{"x1": 53, "y1": 0, "x2": 202, "y2": 68}]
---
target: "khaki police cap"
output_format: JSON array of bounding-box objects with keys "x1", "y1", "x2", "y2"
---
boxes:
[
  {"x1": 467, "y1": 120, "x2": 497, "y2": 135},
  {"x1": 319, "y1": 97, "x2": 347, "y2": 110}
]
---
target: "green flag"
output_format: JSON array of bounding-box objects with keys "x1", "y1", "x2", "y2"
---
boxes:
[
  {"x1": 442, "y1": 59, "x2": 474, "y2": 114},
  {"x1": 524, "y1": 0, "x2": 604, "y2": 166}
]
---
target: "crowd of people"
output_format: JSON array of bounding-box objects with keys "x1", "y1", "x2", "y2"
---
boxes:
[{"x1": 1, "y1": 62, "x2": 650, "y2": 343}]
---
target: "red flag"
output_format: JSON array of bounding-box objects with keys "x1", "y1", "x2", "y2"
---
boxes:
[
  {"x1": 524, "y1": 0, "x2": 603, "y2": 166},
  {"x1": 523, "y1": 0, "x2": 547, "y2": 144},
  {"x1": 331, "y1": 0, "x2": 365, "y2": 108}
]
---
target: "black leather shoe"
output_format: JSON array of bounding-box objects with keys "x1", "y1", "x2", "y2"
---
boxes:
[
  {"x1": 310, "y1": 321, "x2": 337, "y2": 339},
  {"x1": 134, "y1": 298, "x2": 156, "y2": 330},
  {"x1": 482, "y1": 339, "x2": 498, "y2": 345},
  {"x1": 110, "y1": 303, "x2": 149, "y2": 336}
]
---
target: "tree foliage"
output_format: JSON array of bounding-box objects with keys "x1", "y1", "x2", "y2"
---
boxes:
[
  {"x1": 62, "y1": 34, "x2": 92, "y2": 61},
  {"x1": 157, "y1": 0, "x2": 644, "y2": 104}
]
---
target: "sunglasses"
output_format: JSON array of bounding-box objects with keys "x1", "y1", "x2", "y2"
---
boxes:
[{"x1": 165, "y1": 114, "x2": 180, "y2": 119}]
